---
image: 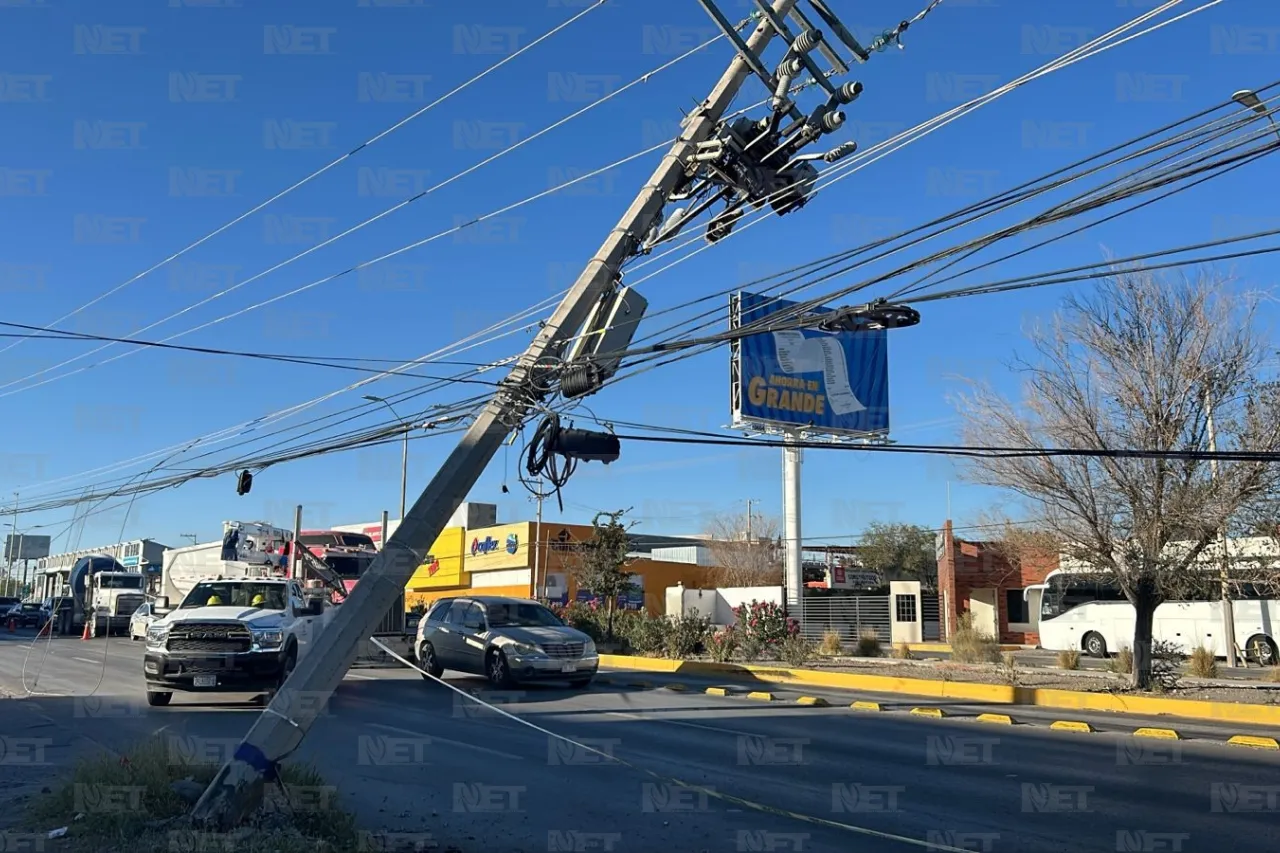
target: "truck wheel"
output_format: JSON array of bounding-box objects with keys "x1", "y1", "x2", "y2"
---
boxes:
[{"x1": 146, "y1": 691, "x2": 172, "y2": 707}]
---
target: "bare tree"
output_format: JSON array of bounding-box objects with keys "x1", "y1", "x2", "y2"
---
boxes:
[
  {"x1": 955, "y1": 269, "x2": 1280, "y2": 689},
  {"x1": 704, "y1": 511, "x2": 783, "y2": 587}
]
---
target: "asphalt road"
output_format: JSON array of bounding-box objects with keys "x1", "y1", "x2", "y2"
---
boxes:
[{"x1": 2, "y1": 631, "x2": 1279, "y2": 853}]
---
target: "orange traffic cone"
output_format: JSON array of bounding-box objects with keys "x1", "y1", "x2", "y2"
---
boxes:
[{"x1": 81, "y1": 620, "x2": 92, "y2": 641}]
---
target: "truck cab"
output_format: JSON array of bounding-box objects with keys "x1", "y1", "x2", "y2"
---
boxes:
[{"x1": 141, "y1": 574, "x2": 333, "y2": 707}]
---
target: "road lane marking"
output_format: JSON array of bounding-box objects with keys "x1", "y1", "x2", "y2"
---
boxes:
[
  {"x1": 346, "y1": 673, "x2": 375, "y2": 680},
  {"x1": 367, "y1": 722, "x2": 524, "y2": 761},
  {"x1": 605, "y1": 711, "x2": 785, "y2": 739},
  {"x1": 71, "y1": 657, "x2": 100, "y2": 665},
  {"x1": 371, "y1": 637, "x2": 973, "y2": 852}
]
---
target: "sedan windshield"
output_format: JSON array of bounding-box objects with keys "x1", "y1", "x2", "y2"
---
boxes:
[{"x1": 485, "y1": 603, "x2": 564, "y2": 628}]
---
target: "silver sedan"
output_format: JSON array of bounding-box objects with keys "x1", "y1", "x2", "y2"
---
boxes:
[
  {"x1": 415, "y1": 595, "x2": 599, "y2": 688},
  {"x1": 128, "y1": 602, "x2": 158, "y2": 641}
]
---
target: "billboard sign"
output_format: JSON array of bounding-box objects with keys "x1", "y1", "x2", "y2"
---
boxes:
[
  {"x1": 731, "y1": 291, "x2": 889, "y2": 437},
  {"x1": 4, "y1": 534, "x2": 51, "y2": 561}
]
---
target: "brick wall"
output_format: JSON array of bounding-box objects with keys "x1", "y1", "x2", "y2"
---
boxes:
[{"x1": 937, "y1": 519, "x2": 1058, "y2": 645}]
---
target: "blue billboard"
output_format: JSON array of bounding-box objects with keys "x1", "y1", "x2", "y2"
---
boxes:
[{"x1": 733, "y1": 291, "x2": 890, "y2": 436}]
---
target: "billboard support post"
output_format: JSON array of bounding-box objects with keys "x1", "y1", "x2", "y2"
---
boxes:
[{"x1": 783, "y1": 433, "x2": 803, "y2": 616}]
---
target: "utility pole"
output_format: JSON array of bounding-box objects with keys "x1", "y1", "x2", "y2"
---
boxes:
[
  {"x1": 290, "y1": 506, "x2": 303, "y2": 580},
  {"x1": 746, "y1": 498, "x2": 754, "y2": 542},
  {"x1": 782, "y1": 434, "x2": 803, "y2": 615},
  {"x1": 1206, "y1": 394, "x2": 1238, "y2": 667},
  {"x1": 531, "y1": 481, "x2": 544, "y2": 600},
  {"x1": 193, "y1": 0, "x2": 867, "y2": 826},
  {"x1": 364, "y1": 395, "x2": 410, "y2": 521},
  {"x1": 8, "y1": 493, "x2": 17, "y2": 581}
]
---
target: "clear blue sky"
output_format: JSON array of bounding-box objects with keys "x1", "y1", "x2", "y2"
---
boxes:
[{"x1": 1, "y1": 0, "x2": 1278, "y2": 555}]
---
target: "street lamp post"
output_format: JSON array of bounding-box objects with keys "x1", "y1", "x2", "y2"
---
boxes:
[
  {"x1": 1232, "y1": 88, "x2": 1280, "y2": 140},
  {"x1": 364, "y1": 395, "x2": 409, "y2": 521}
]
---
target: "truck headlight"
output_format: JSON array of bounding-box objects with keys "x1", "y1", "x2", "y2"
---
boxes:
[
  {"x1": 251, "y1": 628, "x2": 283, "y2": 651},
  {"x1": 509, "y1": 641, "x2": 542, "y2": 657},
  {"x1": 145, "y1": 625, "x2": 168, "y2": 648}
]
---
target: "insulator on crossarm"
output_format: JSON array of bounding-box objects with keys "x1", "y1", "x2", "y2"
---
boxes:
[
  {"x1": 824, "y1": 141, "x2": 857, "y2": 163},
  {"x1": 821, "y1": 110, "x2": 845, "y2": 133},
  {"x1": 773, "y1": 72, "x2": 795, "y2": 109},
  {"x1": 835, "y1": 81, "x2": 863, "y2": 105},
  {"x1": 791, "y1": 29, "x2": 823, "y2": 56}
]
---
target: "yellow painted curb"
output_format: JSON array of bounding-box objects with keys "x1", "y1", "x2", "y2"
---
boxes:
[
  {"x1": 1133, "y1": 727, "x2": 1181, "y2": 740},
  {"x1": 1050, "y1": 720, "x2": 1095, "y2": 733},
  {"x1": 705, "y1": 687, "x2": 729, "y2": 697},
  {"x1": 664, "y1": 684, "x2": 687, "y2": 692},
  {"x1": 796, "y1": 696, "x2": 829, "y2": 707},
  {"x1": 911, "y1": 707, "x2": 946, "y2": 718},
  {"x1": 851, "y1": 701, "x2": 882, "y2": 711},
  {"x1": 976, "y1": 713, "x2": 1015, "y2": 725},
  {"x1": 746, "y1": 691, "x2": 776, "y2": 702},
  {"x1": 1228, "y1": 735, "x2": 1280, "y2": 750},
  {"x1": 599, "y1": 654, "x2": 1280, "y2": 728}
]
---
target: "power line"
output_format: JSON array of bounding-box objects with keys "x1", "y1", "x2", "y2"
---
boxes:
[
  {"x1": 0, "y1": 0, "x2": 609, "y2": 361},
  {"x1": 0, "y1": 22, "x2": 733, "y2": 399}
]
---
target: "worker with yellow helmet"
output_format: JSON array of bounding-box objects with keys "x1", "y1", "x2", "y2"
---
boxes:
[{"x1": 250, "y1": 593, "x2": 266, "y2": 608}]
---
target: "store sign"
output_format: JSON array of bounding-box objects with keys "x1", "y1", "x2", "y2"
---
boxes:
[
  {"x1": 549, "y1": 528, "x2": 576, "y2": 552},
  {"x1": 471, "y1": 536, "x2": 499, "y2": 557},
  {"x1": 506, "y1": 534, "x2": 519, "y2": 555},
  {"x1": 425, "y1": 557, "x2": 440, "y2": 577}
]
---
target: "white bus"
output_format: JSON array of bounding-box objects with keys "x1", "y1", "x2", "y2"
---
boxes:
[{"x1": 1031, "y1": 567, "x2": 1280, "y2": 665}]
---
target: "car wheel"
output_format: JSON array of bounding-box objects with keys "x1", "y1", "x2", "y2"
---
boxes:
[
  {"x1": 417, "y1": 641, "x2": 443, "y2": 680},
  {"x1": 146, "y1": 691, "x2": 172, "y2": 707},
  {"x1": 487, "y1": 649, "x2": 515, "y2": 688}
]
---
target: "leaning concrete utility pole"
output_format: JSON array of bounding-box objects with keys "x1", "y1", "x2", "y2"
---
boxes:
[{"x1": 192, "y1": 0, "x2": 823, "y2": 827}]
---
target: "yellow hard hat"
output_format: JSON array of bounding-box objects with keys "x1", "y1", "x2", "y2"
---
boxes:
[
  {"x1": 207, "y1": 595, "x2": 223, "y2": 605},
  {"x1": 251, "y1": 594, "x2": 266, "y2": 607}
]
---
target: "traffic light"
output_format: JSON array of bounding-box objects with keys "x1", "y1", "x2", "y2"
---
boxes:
[{"x1": 236, "y1": 469, "x2": 253, "y2": 496}]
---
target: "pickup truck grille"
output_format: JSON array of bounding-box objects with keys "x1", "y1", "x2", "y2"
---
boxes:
[
  {"x1": 167, "y1": 623, "x2": 252, "y2": 654},
  {"x1": 541, "y1": 642, "x2": 584, "y2": 659}
]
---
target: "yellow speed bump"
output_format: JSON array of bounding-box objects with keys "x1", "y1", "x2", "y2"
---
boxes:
[
  {"x1": 1134, "y1": 727, "x2": 1181, "y2": 740},
  {"x1": 1228, "y1": 735, "x2": 1280, "y2": 750},
  {"x1": 705, "y1": 687, "x2": 730, "y2": 697},
  {"x1": 746, "y1": 691, "x2": 776, "y2": 702},
  {"x1": 910, "y1": 707, "x2": 946, "y2": 718},
  {"x1": 1050, "y1": 720, "x2": 1095, "y2": 733},
  {"x1": 851, "y1": 701, "x2": 882, "y2": 712},
  {"x1": 663, "y1": 684, "x2": 687, "y2": 692},
  {"x1": 976, "y1": 713, "x2": 1015, "y2": 725},
  {"x1": 796, "y1": 696, "x2": 829, "y2": 707}
]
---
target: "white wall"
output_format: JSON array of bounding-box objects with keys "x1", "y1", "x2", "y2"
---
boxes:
[{"x1": 666, "y1": 585, "x2": 784, "y2": 625}]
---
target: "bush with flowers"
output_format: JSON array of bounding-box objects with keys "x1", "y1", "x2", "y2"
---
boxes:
[
  {"x1": 731, "y1": 599, "x2": 799, "y2": 658},
  {"x1": 704, "y1": 625, "x2": 739, "y2": 662}
]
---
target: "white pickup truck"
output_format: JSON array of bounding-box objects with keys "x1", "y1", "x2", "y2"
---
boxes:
[{"x1": 142, "y1": 574, "x2": 334, "y2": 707}]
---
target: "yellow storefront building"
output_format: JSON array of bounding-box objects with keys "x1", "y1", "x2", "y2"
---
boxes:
[{"x1": 403, "y1": 521, "x2": 711, "y2": 615}]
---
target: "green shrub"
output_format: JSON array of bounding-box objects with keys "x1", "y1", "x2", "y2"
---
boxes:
[
  {"x1": 665, "y1": 613, "x2": 712, "y2": 659},
  {"x1": 780, "y1": 634, "x2": 815, "y2": 667},
  {"x1": 733, "y1": 600, "x2": 799, "y2": 656},
  {"x1": 623, "y1": 612, "x2": 669, "y2": 657},
  {"x1": 950, "y1": 612, "x2": 1003, "y2": 664},
  {"x1": 705, "y1": 626, "x2": 739, "y2": 662},
  {"x1": 739, "y1": 635, "x2": 764, "y2": 662}
]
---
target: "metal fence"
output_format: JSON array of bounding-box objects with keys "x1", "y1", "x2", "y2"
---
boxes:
[
  {"x1": 922, "y1": 593, "x2": 941, "y2": 642},
  {"x1": 797, "y1": 595, "x2": 891, "y2": 644}
]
